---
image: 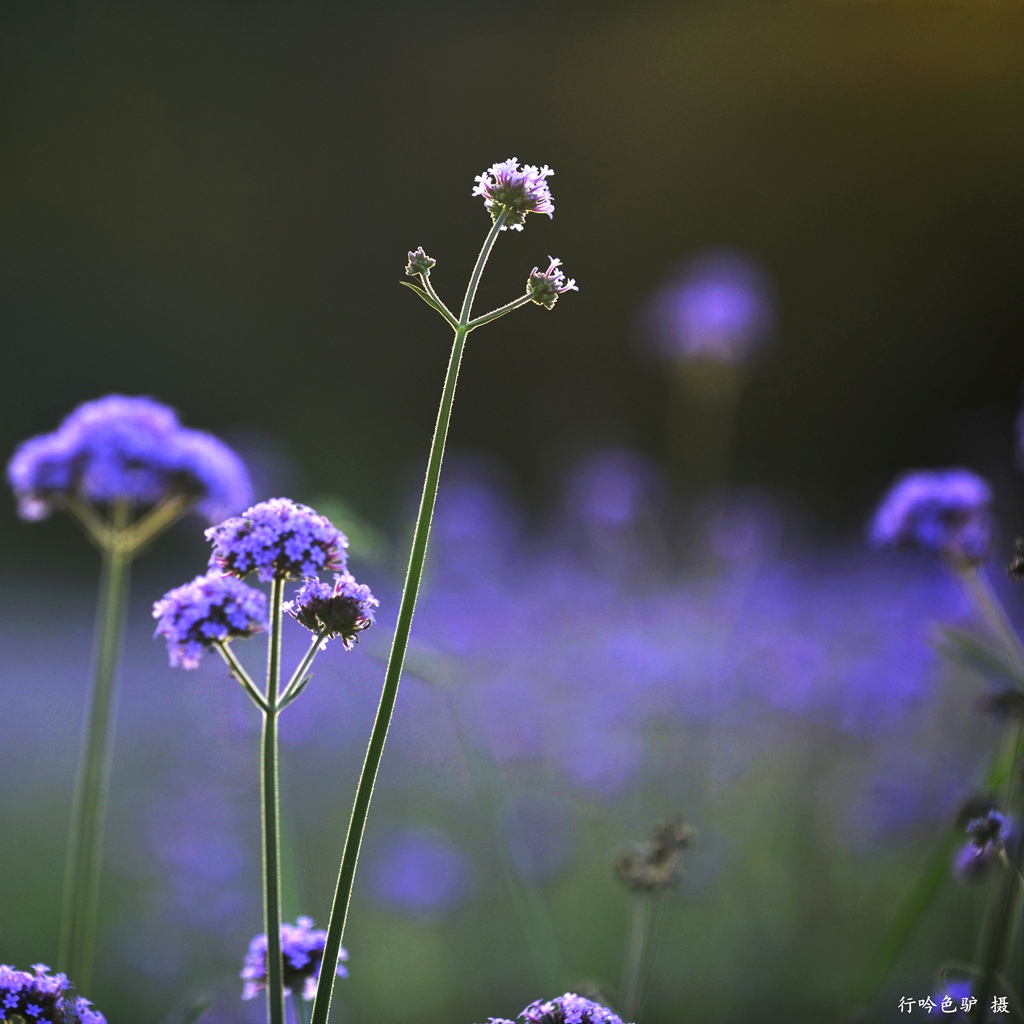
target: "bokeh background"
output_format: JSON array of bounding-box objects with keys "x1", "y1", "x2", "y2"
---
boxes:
[{"x1": 4, "y1": 1, "x2": 1024, "y2": 1022}]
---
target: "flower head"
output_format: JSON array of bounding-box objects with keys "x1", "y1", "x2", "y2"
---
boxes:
[
  {"x1": 241, "y1": 917, "x2": 347, "y2": 1002},
  {"x1": 206, "y1": 498, "x2": 348, "y2": 582},
  {"x1": 0, "y1": 963, "x2": 106, "y2": 1024},
  {"x1": 7, "y1": 394, "x2": 252, "y2": 523},
  {"x1": 153, "y1": 572, "x2": 268, "y2": 669},
  {"x1": 515, "y1": 993, "x2": 627, "y2": 1024},
  {"x1": 869, "y1": 469, "x2": 992, "y2": 565},
  {"x1": 406, "y1": 246, "x2": 437, "y2": 277},
  {"x1": 953, "y1": 809, "x2": 1012, "y2": 884},
  {"x1": 473, "y1": 158, "x2": 555, "y2": 231},
  {"x1": 285, "y1": 572, "x2": 378, "y2": 650},
  {"x1": 527, "y1": 257, "x2": 578, "y2": 310}
]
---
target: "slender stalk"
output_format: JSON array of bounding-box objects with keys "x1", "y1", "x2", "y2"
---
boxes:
[
  {"x1": 311, "y1": 210, "x2": 509, "y2": 1024},
  {"x1": 621, "y1": 893, "x2": 651, "y2": 1022},
  {"x1": 280, "y1": 630, "x2": 329, "y2": 707},
  {"x1": 293, "y1": 993, "x2": 312, "y2": 1024},
  {"x1": 59, "y1": 501, "x2": 133, "y2": 990},
  {"x1": 957, "y1": 564, "x2": 1024, "y2": 674},
  {"x1": 466, "y1": 292, "x2": 533, "y2": 331},
  {"x1": 263, "y1": 576, "x2": 286, "y2": 1024},
  {"x1": 215, "y1": 641, "x2": 270, "y2": 713}
]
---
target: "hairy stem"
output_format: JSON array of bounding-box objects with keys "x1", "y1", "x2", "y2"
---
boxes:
[
  {"x1": 263, "y1": 576, "x2": 286, "y2": 1024},
  {"x1": 310, "y1": 210, "x2": 508, "y2": 1024}
]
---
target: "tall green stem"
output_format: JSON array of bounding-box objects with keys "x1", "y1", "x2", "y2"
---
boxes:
[
  {"x1": 59, "y1": 502, "x2": 132, "y2": 990},
  {"x1": 310, "y1": 211, "x2": 508, "y2": 1024},
  {"x1": 263, "y1": 576, "x2": 286, "y2": 1024}
]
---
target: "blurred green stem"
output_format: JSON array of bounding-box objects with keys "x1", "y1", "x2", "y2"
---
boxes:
[
  {"x1": 59, "y1": 500, "x2": 132, "y2": 990},
  {"x1": 310, "y1": 210, "x2": 508, "y2": 1024}
]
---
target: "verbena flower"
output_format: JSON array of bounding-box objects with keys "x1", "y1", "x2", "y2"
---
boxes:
[
  {"x1": 0, "y1": 963, "x2": 106, "y2": 1024},
  {"x1": 527, "y1": 257, "x2": 578, "y2": 310},
  {"x1": 869, "y1": 469, "x2": 992, "y2": 564},
  {"x1": 481, "y1": 993, "x2": 629, "y2": 1024},
  {"x1": 953, "y1": 810, "x2": 1012, "y2": 884},
  {"x1": 7, "y1": 394, "x2": 252, "y2": 523},
  {"x1": 241, "y1": 916, "x2": 347, "y2": 1002},
  {"x1": 153, "y1": 572, "x2": 268, "y2": 669},
  {"x1": 406, "y1": 247, "x2": 437, "y2": 277},
  {"x1": 473, "y1": 158, "x2": 555, "y2": 231},
  {"x1": 206, "y1": 497, "x2": 348, "y2": 582},
  {"x1": 285, "y1": 572, "x2": 378, "y2": 650}
]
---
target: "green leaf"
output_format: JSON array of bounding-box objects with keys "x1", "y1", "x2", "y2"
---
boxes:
[{"x1": 932, "y1": 625, "x2": 1024, "y2": 687}]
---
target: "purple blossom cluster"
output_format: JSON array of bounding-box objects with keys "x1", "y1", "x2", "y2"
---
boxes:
[
  {"x1": 153, "y1": 572, "x2": 268, "y2": 669},
  {"x1": 473, "y1": 158, "x2": 555, "y2": 231},
  {"x1": 206, "y1": 497, "x2": 349, "y2": 582},
  {"x1": 7, "y1": 394, "x2": 252, "y2": 523},
  {"x1": 285, "y1": 572, "x2": 378, "y2": 649},
  {"x1": 527, "y1": 258, "x2": 578, "y2": 310},
  {"x1": 869, "y1": 468, "x2": 992, "y2": 564},
  {"x1": 483, "y1": 992, "x2": 627, "y2": 1024},
  {"x1": 0, "y1": 964, "x2": 106, "y2": 1024},
  {"x1": 241, "y1": 917, "x2": 347, "y2": 1002}
]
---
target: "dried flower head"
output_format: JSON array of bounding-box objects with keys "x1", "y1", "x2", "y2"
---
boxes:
[
  {"x1": 482, "y1": 993, "x2": 628, "y2": 1024},
  {"x1": 285, "y1": 572, "x2": 378, "y2": 650},
  {"x1": 7, "y1": 394, "x2": 252, "y2": 523},
  {"x1": 473, "y1": 158, "x2": 555, "y2": 231},
  {"x1": 241, "y1": 917, "x2": 347, "y2": 1002},
  {"x1": 0, "y1": 963, "x2": 106, "y2": 1024},
  {"x1": 206, "y1": 497, "x2": 348, "y2": 582},
  {"x1": 406, "y1": 247, "x2": 437, "y2": 277},
  {"x1": 527, "y1": 257, "x2": 578, "y2": 310},
  {"x1": 615, "y1": 816, "x2": 696, "y2": 893},
  {"x1": 953, "y1": 809, "x2": 1012, "y2": 884},
  {"x1": 869, "y1": 469, "x2": 992, "y2": 565},
  {"x1": 153, "y1": 572, "x2": 268, "y2": 669}
]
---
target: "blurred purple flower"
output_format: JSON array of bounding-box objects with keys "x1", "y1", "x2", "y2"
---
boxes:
[
  {"x1": 369, "y1": 828, "x2": 470, "y2": 916},
  {"x1": 514, "y1": 993, "x2": 627, "y2": 1024},
  {"x1": 153, "y1": 572, "x2": 267, "y2": 669},
  {"x1": 207, "y1": 497, "x2": 348, "y2": 582},
  {"x1": 473, "y1": 158, "x2": 555, "y2": 231},
  {"x1": 7, "y1": 394, "x2": 252, "y2": 523},
  {"x1": 642, "y1": 250, "x2": 775, "y2": 365},
  {"x1": 241, "y1": 916, "x2": 347, "y2": 1002},
  {"x1": 286, "y1": 572, "x2": 378, "y2": 650},
  {"x1": 0, "y1": 963, "x2": 106, "y2": 1024},
  {"x1": 869, "y1": 468, "x2": 992, "y2": 564}
]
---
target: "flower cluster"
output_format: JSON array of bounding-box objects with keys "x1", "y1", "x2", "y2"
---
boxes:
[
  {"x1": 406, "y1": 246, "x2": 436, "y2": 277},
  {"x1": 869, "y1": 469, "x2": 992, "y2": 565},
  {"x1": 153, "y1": 572, "x2": 268, "y2": 669},
  {"x1": 483, "y1": 993, "x2": 628, "y2": 1024},
  {"x1": 7, "y1": 394, "x2": 252, "y2": 523},
  {"x1": 207, "y1": 497, "x2": 349, "y2": 582},
  {"x1": 0, "y1": 964, "x2": 106, "y2": 1024},
  {"x1": 285, "y1": 572, "x2": 379, "y2": 649},
  {"x1": 241, "y1": 917, "x2": 347, "y2": 1002},
  {"x1": 473, "y1": 158, "x2": 555, "y2": 231},
  {"x1": 527, "y1": 258, "x2": 578, "y2": 310}
]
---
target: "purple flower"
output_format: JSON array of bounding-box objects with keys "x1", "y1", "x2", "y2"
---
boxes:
[
  {"x1": 7, "y1": 394, "x2": 252, "y2": 523},
  {"x1": 480, "y1": 993, "x2": 629, "y2": 1024},
  {"x1": 285, "y1": 572, "x2": 378, "y2": 650},
  {"x1": 473, "y1": 158, "x2": 555, "y2": 231},
  {"x1": 241, "y1": 916, "x2": 347, "y2": 1002},
  {"x1": 153, "y1": 572, "x2": 268, "y2": 669},
  {"x1": 0, "y1": 964, "x2": 106, "y2": 1024},
  {"x1": 641, "y1": 250, "x2": 775, "y2": 365},
  {"x1": 206, "y1": 497, "x2": 348, "y2": 582},
  {"x1": 869, "y1": 469, "x2": 993, "y2": 564},
  {"x1": 527, "y1": 257, "x2": 578, "y2": 310}
]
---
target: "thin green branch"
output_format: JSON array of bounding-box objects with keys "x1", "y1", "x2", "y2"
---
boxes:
[
  {"x1": 214, "y1": 641, "x2": 270, "y2": 713},
  {"x1": 310, "y1": 210, "x2": 509, "y2": 1024},
  {"x1": 262, "y1": 576, "x2": 286, "y2": 1024},
  {"x1": 466, "y1": 292, "x2": 533, "y2": 331},
  {"x1": 280, "y1": 631, "x2": 328, "y2": 707},
  {"x1": 399, "y1": 281, "x2": 459, "y2": 328}
]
